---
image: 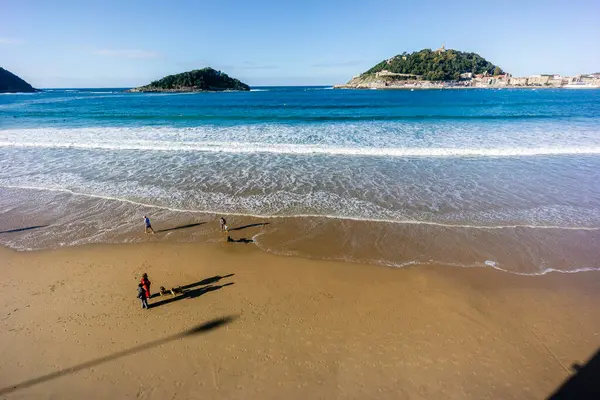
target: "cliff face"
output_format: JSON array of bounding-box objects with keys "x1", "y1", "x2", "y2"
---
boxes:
[
  {"x1": 129, "y1": 68, "x2": 250, "y2": 92},
  {"x1": 0, "y1": 67, "x2": 37, "y2": 93}
]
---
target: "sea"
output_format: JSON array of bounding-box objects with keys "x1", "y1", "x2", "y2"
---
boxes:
[{"x1": 1, "y1": 87, "x2": 599, "y2": 275}]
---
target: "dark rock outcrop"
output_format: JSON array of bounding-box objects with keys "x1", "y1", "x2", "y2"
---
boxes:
[{"x1": 0, "y1": 67, "x2": 37, "y2": 93}]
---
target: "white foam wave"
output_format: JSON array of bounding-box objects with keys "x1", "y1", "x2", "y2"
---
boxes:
[
  {"x1": 1, "y1": 140, "x2": 599, "y2": 158},
  {"x1": 1, "y1": 184, "x2": 598, "y2": 231},
  {"x1": 2, "y1": 123, "x2": 600, "y2": 159},
  {"x1": 0, "y1": 92, "x2": 37, "y2": 95},
  {"x1": 489, "y1": 264, "x2": 600, "y2": 276}
]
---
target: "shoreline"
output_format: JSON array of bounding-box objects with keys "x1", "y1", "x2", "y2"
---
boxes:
[
  {"x1": 1, "y1": 241, "x2": 599, "y2": 398},
  {"x1": 1, "y1": 185, "x2": 599, "y2": 276}
]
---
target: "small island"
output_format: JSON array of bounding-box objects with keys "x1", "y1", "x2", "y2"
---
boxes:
[
  {"x1": 128, "y1": 67, "x2": 250, "y2": 92},
  {"x1": 0, "y1": 67, "x2": 37, "y2": 93}
]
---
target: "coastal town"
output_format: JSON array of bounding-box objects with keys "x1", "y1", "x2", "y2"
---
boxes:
[
  {"x1": 334, "y1": 71, "x2": 600, "y2": 89},
  {"x1": 335, "y1": 45, "x2": 600, "y2": 90}
]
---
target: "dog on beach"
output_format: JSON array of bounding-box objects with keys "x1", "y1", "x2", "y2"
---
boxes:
[{"x1": 159, "y1": 286, "x2": 184, "y2": 296}]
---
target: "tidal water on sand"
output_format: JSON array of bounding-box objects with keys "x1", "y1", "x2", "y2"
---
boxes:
[{"x1": 1, "y1": 87, "x2": 599, "y2": 274}]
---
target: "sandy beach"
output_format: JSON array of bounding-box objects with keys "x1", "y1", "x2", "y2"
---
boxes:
[
  {"x1": 1, "y1": 239, "x2": 598, "y2": 399},
  {"x1": 3, "y1": 1, "x2": 600, "y2": 398}
]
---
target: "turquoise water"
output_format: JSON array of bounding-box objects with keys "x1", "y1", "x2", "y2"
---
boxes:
[{"x1": 1, "y1": 87, "x2": 599, "y2": 272}]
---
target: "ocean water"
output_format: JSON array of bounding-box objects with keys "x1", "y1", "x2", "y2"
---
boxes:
[{"x1": 1, "y1": 87, "x2": 599, "y2": 274}]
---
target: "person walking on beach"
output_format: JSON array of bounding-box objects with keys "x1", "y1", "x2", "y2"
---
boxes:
[
  {"x1": 141, "y1": 273, "x2": 151, "y2": 299},
  {"x1": 137, "y1": 283, "x2": 149, "y2": 309},
  {"x1": 219, "y1": 217, "x2": 228, "y2": 232},
  {"x1": 143, "y1": 215, "x2": 155, "y2": 234}
]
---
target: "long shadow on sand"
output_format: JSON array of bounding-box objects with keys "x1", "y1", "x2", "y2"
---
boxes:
[
  {"x1": 180, "y1": 274, "x2": 235, "y2": 290},
  {"x1": 148, "y1": 274, "x2": 234, "y2": 300},
  {"x1": 0, "y1": 225, "x2": 49, "y2": 234},
  {"x1": 0, "y1": 316, "x2": 237, "y2": 396},
  {"x1": 156, "y1": 222, "x2": 205, "y2": 233},
  {"x1": 548, "y1": 347, "x2": 600, "y2": 399},
  {"x1": 227, "y1": 222, "x2": 269, "y2": 232},
  {"x1": 148, "y1": 274, "x2": 235, "y2": 299},
  {"x1": 149, "y1": 282, "x2": 235, "y2": 308}
]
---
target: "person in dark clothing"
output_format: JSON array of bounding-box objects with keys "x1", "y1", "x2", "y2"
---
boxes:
[
  {"x1": 219, "y1": 217, "x2": 228, "y2": 232},
  {"x1": 137, "y1": 283, "x2": 149, "y2": 309}
]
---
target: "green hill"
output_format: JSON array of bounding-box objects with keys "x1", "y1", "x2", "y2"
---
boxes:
[
  {"x1": 0, "y1": 67, "x2": 37, "y2": 93},
  {"x1": 358, "y1": 48, "x2": 504, "y2": 82},
  {"x1": 130, "y1": 68, "x2": 250, "y2": 92}
]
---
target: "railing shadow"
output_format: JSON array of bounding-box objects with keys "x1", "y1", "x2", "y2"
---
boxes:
[
  {"x1": 0, "y1": 316, "x2": 238, "y2": 396},
  {"x1": 548, "y1": 348, "x2": 600, "y2": 399}
]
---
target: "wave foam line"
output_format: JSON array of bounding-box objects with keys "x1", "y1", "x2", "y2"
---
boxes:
[
  {"x1": 1, "y1": 184, "x2": 599, "y2": 231},
  {"x1": 2, "y1": 141, "x2": 600, "y2": 158},
  {"x1": 251, "y1": 238, "x2": 600, "y2": 276},
  {"x1": 376, "y1": 260, "x2": 600, "y2": 276},
  {"x1": 489, "y1": 264, "x2": 600, "y2": 276}
]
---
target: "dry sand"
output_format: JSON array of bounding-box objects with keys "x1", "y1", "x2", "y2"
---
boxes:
[{"x1": 0, "y1": 241, "x2": 598, "y2": 399}]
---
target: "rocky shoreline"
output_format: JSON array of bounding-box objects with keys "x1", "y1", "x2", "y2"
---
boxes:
[{"x1": 126, "y1": 87, "x2": 246, "y2": 93}]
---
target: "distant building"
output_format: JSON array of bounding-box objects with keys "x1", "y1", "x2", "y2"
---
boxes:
[
  {"x1": 582, "y1": 75, "x2": 600, "y2": 84},
  {"x1": 435, "y1": 44, "x2": 446, "y2": 54},
  {"x1": 508, "y1": 77, "x2": 528, "y2": 86},
  {"x1": 375, "y1": 70, "x2": 421, "y2": 79},
  {"x1": 460, "y1": 72, "x2": 473, "y2": 79},
  {"x1": 528, "y1": 75, "x2": 551, "y2": 85},
  {"x1": 547, "y1": 78, "x2": 563, "y2": 86}
]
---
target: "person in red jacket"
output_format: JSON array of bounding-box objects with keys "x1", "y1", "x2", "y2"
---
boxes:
[{"x1": 141, "y1": 273, "x2": 151, "y2": 299}]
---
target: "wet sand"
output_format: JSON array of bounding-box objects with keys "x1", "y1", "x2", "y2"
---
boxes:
[
  {"x1": 2, "y1": 186, "x2": 599, "y2": 275},
  {"x1": 0, "y1": 241, "x2": 598, "y2": 399}
]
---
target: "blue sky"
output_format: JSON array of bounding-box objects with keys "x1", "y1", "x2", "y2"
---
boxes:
[{"x1": 1, "y1": 0, "x2": 599, "y2": 87}]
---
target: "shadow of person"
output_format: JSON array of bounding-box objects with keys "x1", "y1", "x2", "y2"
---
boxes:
[
  {"x1": 181, "y1": 274, "x2": 235, "y2": 289},
  {"x1": 227, "y1": 236, "x2": 253, "y2": 243},
  {"x1": 149, "y1": 282, "x2": 234, "y2": 309},
  {"x1": 149, "y1": 274, "x2": 235, "y2": 299},
  {"x1": 227, "y1": 222, "x2": 269, "y2": 232},
  {"x1": 186, "y1": 282, "x2": 235, "y2": 299},
  {"x1": 156, "y1": 222, "x2": 205, "y2": 233}
]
